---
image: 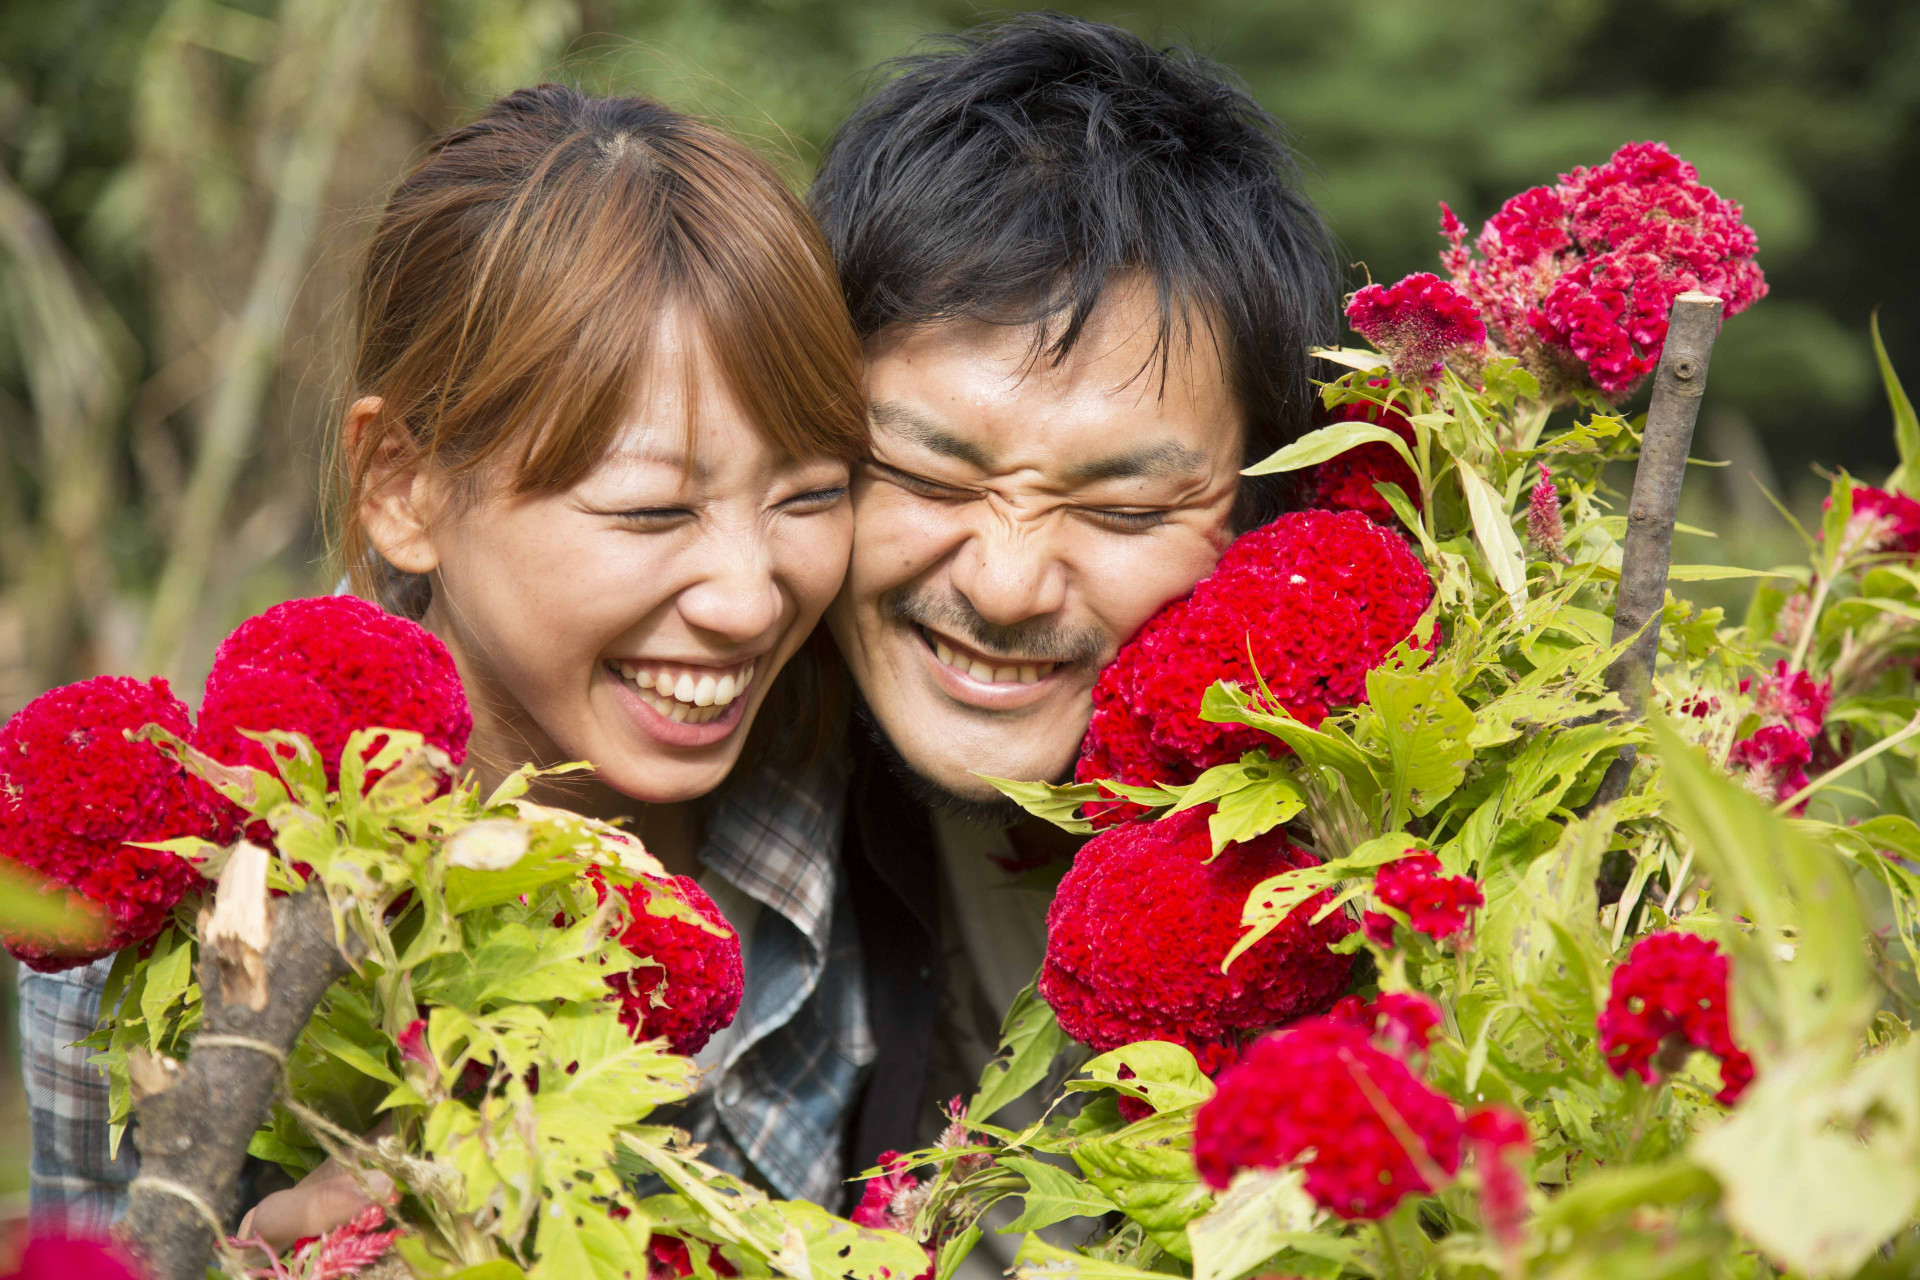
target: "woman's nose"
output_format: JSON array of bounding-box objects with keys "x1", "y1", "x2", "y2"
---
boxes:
[{"x1": 675, "y1": 530, "x2": 784, "y2": 642}]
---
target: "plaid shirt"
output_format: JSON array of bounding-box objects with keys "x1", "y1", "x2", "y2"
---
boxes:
[{"x1": 16, "y1": 754, "x2": 873, "y2": 1221}]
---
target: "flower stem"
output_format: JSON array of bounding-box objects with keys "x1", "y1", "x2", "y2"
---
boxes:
[
  {"x1": 1777, "y1": 710, "x2": 1920, "y2": 813},
  {"x1": 1376, "y1": 1217, "x2": 1413, "y2": 1280},
  {"x1": 1787, "y1": 568, "x2": 1834, "y2": 673}
]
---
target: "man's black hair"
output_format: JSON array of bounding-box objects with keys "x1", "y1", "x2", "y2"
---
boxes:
[{"x1": 811, "y1": 11, "x2": 1342, "y2": 530}]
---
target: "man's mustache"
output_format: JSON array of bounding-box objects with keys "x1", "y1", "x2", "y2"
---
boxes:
[{"x1": 884, "y1": 589, "x2": 1107, "y2": 668}]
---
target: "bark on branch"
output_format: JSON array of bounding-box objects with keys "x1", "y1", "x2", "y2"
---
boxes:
[
  {"x1": 114, "y1": 885, "x2": 357, "y2": 1280},
  {"x1": 1587, "y1": 290, "x2": 1726, "y2": 810}
]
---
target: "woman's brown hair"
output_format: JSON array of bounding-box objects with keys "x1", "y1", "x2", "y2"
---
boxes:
[{"x1": 331, "y1": 84, "x2": 865, "y2": 767}]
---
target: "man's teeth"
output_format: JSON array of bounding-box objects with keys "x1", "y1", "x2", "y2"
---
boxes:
[
  {"x1": 610, "y1": 660, "x2": 756, "y2": 724},
  {"x1": 930, "y1": 637, "x2": 1054, "y2": 685}
]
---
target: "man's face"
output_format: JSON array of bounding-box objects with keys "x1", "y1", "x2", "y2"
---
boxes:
[{"x1": 829, "y1": 283, "x2": 1243, "y2": 802}]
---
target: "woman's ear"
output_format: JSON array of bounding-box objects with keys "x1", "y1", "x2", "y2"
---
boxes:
[{"x1": 347, "y1": 396, "x2": 440, "y2": 575}]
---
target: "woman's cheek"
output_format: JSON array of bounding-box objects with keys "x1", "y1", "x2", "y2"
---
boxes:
[{"x1": 779, "y1": 507, "x2": 856, "y2": 621}]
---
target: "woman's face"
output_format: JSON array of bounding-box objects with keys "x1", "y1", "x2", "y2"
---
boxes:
[{"x1": 404, "y1": 316, "x2": 853, "y2": 804}]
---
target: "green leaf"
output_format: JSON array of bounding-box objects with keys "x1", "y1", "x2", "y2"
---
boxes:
[
  {"x1": 1875, "y1": 312, "x2": 1920, "y2": 496},
  {"x1": 970, "y1": 983, "x2": 1075, "y2": 1124},
  {"x1": 999, "y1": 1156, "x2": 1118, "y2": 1232},
  {"x1": 1362, "y1": 659, "x2": 1473, "y2": 824},
  {"x1": 1012, "y1": 1236, "x2": 1168, "y2": 1280},
  {"x1": 138, "y1": 930, "x2": 195, "y2": 1052},
  {"x1": 1458, "y1": 457, "x2": 1527, "y2": 613},
  {"x1": 1242, "y1": 420, "x2": 1415, "y2": 478},
  {"x1": 1070, "y1": 1117, "x2": 1213, "y2": 1259},
  {"x1": 774, "y1": 1199, "x2": 934, "y2": 1280},
  {"x1": 445, "y1": 842, "x2": 579, "y2": 916},
  {"x1": 1069, "y1": 1042, "x2": 1216, "y2": 1114},
  {"x1": 1694, "y1": 1038, "x2": 1920, "y2": 1278},
  {"x1": 1206, "y1": 777, "x2": 1305, "y2": 855},
  {"x1": 303, "y1": 1019, "x2": 402, "y2": 1086},
  {"x1": 1225, "y1": 833, "x2": 1421, "y2": 972},
  {"x1": 980, "y1": 777, "x2": 1104, "y2": 834},
  {"x1": 1308, "y1": 346, "x2": 1390, "y2": 373},
  {"x1": 1186, "y1": 1168, "x2": 1318, "y2": 1280},
  {"x1": 529, "y1": 1189, "x2": 652, "y2": 1280}
]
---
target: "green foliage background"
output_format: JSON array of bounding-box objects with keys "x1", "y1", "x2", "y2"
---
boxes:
[{"x1": 0, "y1": 0, "x2": 1918, "y2": 1218}]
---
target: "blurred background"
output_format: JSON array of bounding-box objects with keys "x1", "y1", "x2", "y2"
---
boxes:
[{"x1": 1, "y1": 0, "x2": 1917, "y2": 1208}]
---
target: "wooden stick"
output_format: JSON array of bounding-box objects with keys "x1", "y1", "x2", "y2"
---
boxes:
[
  {"x1": 1586, "y1": 290, "x2": 1726, "y2": 810},
  {"x1": 113, "y1": 886, "x2": 356, "y2": 1280}
]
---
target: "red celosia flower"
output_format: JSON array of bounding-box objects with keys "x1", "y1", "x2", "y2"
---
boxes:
[
  {"x1": 1441, "y1": 142, "x2": 1766, "y2": 399},
  {"x1": 7, "y1": 1229, "x2": 148, "y2": 1280},
  {"x1": 1346, "y1": 272, "x2": 1487, "y2": 385},
  {"x1": 597, "y1": 871, "x2": 744, "y2": 1056},
  {"x1": 1307, "y1": 398, "x2": 1422, "y2": 528},
  {"x1": 1596, "y1": 931, "x2": 1753, "y2": 1105},
  {"x1": 299, "y1": 1204, "x2": 400, "y2": 1280},
  {"x1": 0, "y1": 676, "x2": 221, "y2": 970},
  {"x1": 648, "y1": 1237, "x2": 740, "y2": 1280},
  {"x1": 851, "y1": 1151, "x2": 934, "y2": 1280},
  {"x1": 1463, "y1": 1105, "x2": 1532, "y2": 1248},
  {"x1": 1330, "y1": 991, "x2": 1445, "y2": 1058},
  {"x1": 1728, "y1": 724, "x2": 1811, "y2": 810},
  {"x1": 396, "y1": 1019, "x2": 432, "y2": 1070},
  {"x1": 197, "y1": 596, "x2": 471, "y2": 790},
  {"x1": 1371, "y1": 852, "x2": 1483, "y2": 942},
  {"x1": 1193, "y1": 1018, "x2": 1463, "y2": 1219},
  {"x1": 1742, "y1": 660, "x2": 1830, "y2": 739},
  {"x1": 1040, "y1": 807, "x2": 1354, "y2": 1063},
  {"x1": 1076, "y1": 510, "x2": 1433, "y2": 819},
  {"x1": 1833, "y1": 485, "x2": 1920, "y2": 557},
  {"x1": 1527, "y1": 465, "x2": 1568, "y2": 562}
]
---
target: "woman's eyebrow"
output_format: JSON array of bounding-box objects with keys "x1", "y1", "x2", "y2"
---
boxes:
[{"x1": 601, "y1": 443, "x2": 712, "y2": 481}]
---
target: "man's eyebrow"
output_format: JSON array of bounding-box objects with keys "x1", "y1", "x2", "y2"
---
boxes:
[
  {"x1": 1063, "y1": 441, "x2": 1208, "y2": 484},
  {"x1": 870, "y1": 401, "x2": 994, "y2": 471}
]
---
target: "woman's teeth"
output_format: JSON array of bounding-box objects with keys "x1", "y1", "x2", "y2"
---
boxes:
[
  {"x1": 610, "y1": 660, "x2": 756, "y2": 725},
  {"x1": 930, "y1": 636, "x2": 1054, "y2": 685}
]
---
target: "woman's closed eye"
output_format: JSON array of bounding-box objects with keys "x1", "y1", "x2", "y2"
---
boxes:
[{"x1": 781, "y1": 484, "x2": 850, "y2": 512}]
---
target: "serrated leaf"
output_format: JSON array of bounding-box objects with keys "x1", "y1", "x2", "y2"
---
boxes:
[
  {"x1": 999, "y1": 1157, "x2": 1117, "y2": 1232},
  {"x1": 1186, "y1": 1167, "x2": 1318, "y2": 1280},
  {"x1": 138, "y1": 930, "x2": 195, "y2": 1052},
  {"x1": 1875, "y1": 312, "x2": 1920, "y2": 496},
  {"x1": 1206, "y1": 777, "x2": 1305, "y2": 855},
  {"x1": 1363, "y1": 661, "x2": 1473, "y2": 825},
  {"x1": 1242, "y1": 420, "x2": 1416, "y2": 478},
  {"x1": 1012, "y1": 1235, "x2": 1167, "y2": 1280},
  {"x1": 980, "y1": 777, "x2": 1103, "y2": 834},
  {"x1": 1070, "y1": 1117, "x2": 1213, "y2": 1259},
  {"x1": 1458, "y1": 459, "x2": 1527, "y2": 613},
  {"x1": 1069, "y1": 1042, "x2": 1215, "y2": 1114},
  {"x1": 971, "y1": 982, "x2": 1075, "y2": 1123}
]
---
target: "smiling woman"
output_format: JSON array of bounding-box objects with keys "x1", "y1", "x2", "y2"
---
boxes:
[{"x1": 332, "y1": 84, "x2": 867, "y2": 812}]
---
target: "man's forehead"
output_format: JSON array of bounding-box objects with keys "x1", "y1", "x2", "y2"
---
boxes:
[{"x1": 871, "y1": 399, "x2": 1210, "y2": 481}]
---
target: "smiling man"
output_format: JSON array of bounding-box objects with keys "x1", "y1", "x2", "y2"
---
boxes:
[{"x1": 809, "y1": 14, "x2": 1340, "y2": 1180}]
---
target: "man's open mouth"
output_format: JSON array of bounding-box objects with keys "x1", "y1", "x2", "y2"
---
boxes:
[{"x1": 918, "y1": 625, "x2": 1057, "y2": 686}]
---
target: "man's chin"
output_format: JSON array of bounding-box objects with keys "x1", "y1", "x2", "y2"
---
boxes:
[{"x1": 855, "y1": 699, "x2": 1076, "y2": 827}]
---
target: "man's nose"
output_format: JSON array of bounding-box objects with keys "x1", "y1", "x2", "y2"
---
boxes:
[{"x1": 948, "y1": 506, "x2": 1068, "y2": 627}]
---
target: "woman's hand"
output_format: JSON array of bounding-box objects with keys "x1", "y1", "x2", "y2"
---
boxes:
[{"x1": 237, "y1": 1157, "x2": 394, "y2": 1253}]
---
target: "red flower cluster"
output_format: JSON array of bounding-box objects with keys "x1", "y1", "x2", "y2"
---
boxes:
[
  {"x1": 1596, "y1": 931, "x2": 1753, "y2": 1105},
  {"x1": 1346, "y1": 271, "x2": 1487, "y2": 385},
  {"x1": 1363, "y1": 852, "x2": 1484, "y2": 945},
  {"x1": 1307, "y1": 399, "x2": 1422, "y2": 529},
  {"x1": 1744, "y1": 660, "x2": 1831, "y2": 739},
  {"x1": 599, "y1": 872, "x2": 745, "y2": 1056},
  {"x1": 1441, "y1": 141, "x2": 1766, "y2": 399},
  {"x1": 198, "y1": 596, "x2": 471, "y2": 788},
  {"x1": 1463, "y1": 1105, "x2": 1532, "y2": 1248},
  {"x1": 0, "y1": 677, "x2": 219, "y2": 970},
  {"x1": 1836, "y1": 485, "x2": 1920, "y2": 557},
  {"x1": 1527, "y1": 465, "x2": 1568, "y2": 562},
  {"x1": 648, "y1": 1237, "x2": 739, "y2": 1280},
  {"x1": 850, "y1": 1151, "x2": 934, "y2": 1280},
  {"x1": 4, "y1": 1229, "x2": 148, "y2": 1280},
  {"x1": 1728, "y1": 724, "x2": 1812, "y2": 809},
  {"x1": 1076, "y1": 511, "x2": 1433, "y2": 821},
  {"x1": 1329, "y1": 990, "x2": 1444, "y2": 1057},
  {"x1": 271, "y1": 1204, "x2": 400, "y2": 1280},
  {"x1": 1193, "y1": 1017, "x2": 1462, "y2": 1218},
  {"x1": 1039, "y1": 807, "x2": 1353, "y2": 1064}
]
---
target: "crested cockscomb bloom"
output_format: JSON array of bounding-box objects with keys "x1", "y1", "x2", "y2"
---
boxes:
[
  {"x1": 596, "y1": 870, "x2": 744, "y2": 1056},
  {"x1": 1346, "y1": 272, "x2": 1488, "y2": 385},
  {"x1": 1463, "y1": 1105, "x2": 1532, "y2": 1248},
  {"x1": 1597, "y1": 931, "x2": 1753, "y2": 1105},
  {"x1": 1442, "y1": 142, "x2": 1766, "y2": 399},
  {"x1": 851, "y1": 1152, "x2": 934, "y2": 1280},
  {"x1": 1742, "y1": 660, "x2": 1830, "y2": 739},
  {"x1": 1368, "y1": 852, "x2": 1484, "y2": 944},
  {"x1": 1076, "y1": 510, "x2": 1433, "y2": 820},
  {"x1": 1728, "y1": 724, "x2": 1812, "y2": 810},
  {"x1": 1307, "y1": 397, "x2": 1422, "y2": 528},
  {"x1": 299, "y1": 1203, "x2": 401, "y2": 1280},
  {"x1": 196, "y1": 596, "x2": 471, "y2": 790},
  {"x1": 1193, "y1": 1018, "x2": 1464, "y2": 1218},
  {"x1": 1040, "y1": 807, "x2": 1354, "y2": 1063},
  {"x1": 1528, "y1": 464, "x2": 1569, "y2": 562},
  {"x1": 1329, "y1": 990, "x2": 1445, "y2": 1058},
  {"x1": 1, "y1": 677, "x2": 221, "y2": 970},
  {"x1": 1833, "y1": 485, "x2": 1920, "y2": 558}
]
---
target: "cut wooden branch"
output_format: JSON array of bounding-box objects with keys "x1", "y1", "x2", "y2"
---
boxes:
[
  {"x1": 1586, "y1": 290, "x2": 1726, "y2": 813},
  {"x1": 114, "y1": 885, "x2": 359, "y2": 1280}
]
